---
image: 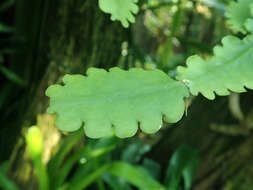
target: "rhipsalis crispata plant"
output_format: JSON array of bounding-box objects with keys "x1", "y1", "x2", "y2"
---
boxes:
[{"x1": 46, "y1": 0, "x2": 253, "y2": 138}]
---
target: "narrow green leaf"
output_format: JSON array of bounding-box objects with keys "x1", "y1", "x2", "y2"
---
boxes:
[
  {"x1": 0, "y1": 161, "x2": 9, "y2": 174},
  {"x1": 103, "y1": 173, "x2": 133, "y2": 190},
  {"x1": 0, "y1": 172, "x2": 20, "y2": 190},
  {"x1": 67, "y1": 161, "x2": 165, "y2": 190},
  {"x1": 245, "y1": 18, "x2": 253, "y2": 33},
  {"x1": 142, "y1": 158, "x2": 161, "y2": 180},
  {"x1": 0, "y1": 0, "x2": 15, "y2": 12},
  {"x1": 62, "y1": 160, "x2": 95, "y2": 189},
  {"x1": 64, "y1": 163, "x2": 112, "y2": 190},
  {"x1": 53, "y1": 139, "x2": 116, "y2": 189},
  {"x1": 0, "y1": 162, "x2": 19, "y2": 190},
  {"x1": 0, "y1": 66, "x2": 24, "y2": 86},
  {"x1": 47, "y1": 130, "x2": 83, "y2": 179},
  {"x1": 52, "y1": 146, "x2": 87, "y2": 189},
  {"x1": 121, "y1": 141, "x2": 151, "y2": 163},
  {"x1": 171, "y1": 2, "x2": 183, "y2": 36},
  {"x1": 165, "y1": 145, "x2": 200, "y2": 190},
  {"x1": 46, "y1": 67, "x2": 188, "y2": 138},
  {"x1": 0, "y1": 23, "x2": 14, "y2": 32},
  {"x1": 109, "y1": 162, "x2": 165, "y2": 190},
  {"x1": 177, "y1": 35, "x2": 253, "y2": 100}
]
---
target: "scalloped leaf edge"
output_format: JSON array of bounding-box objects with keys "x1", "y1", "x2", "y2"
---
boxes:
[{"x1": 46, "y1": 67, "x2": 189, "y2": 138}]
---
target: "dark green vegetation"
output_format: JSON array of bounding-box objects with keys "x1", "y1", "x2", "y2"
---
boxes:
[{"x1": 1, "y1": 0, "x2": 253, "y2": 190}]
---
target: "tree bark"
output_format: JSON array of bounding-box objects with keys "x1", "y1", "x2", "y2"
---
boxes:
[{"x1": 7, "y1": 0, "x2": 128, "y2": 188}]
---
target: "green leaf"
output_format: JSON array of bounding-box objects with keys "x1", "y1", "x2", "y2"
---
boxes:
[
  {"x1": 142, "y1": 158, "x2": 161, "y2": 180},
  {"x1": 0, "y1": 23, "x2": 14, "y2": 32},
  {"x1": 0, "y1": 162, "x2": 20, "y2": 190},
  {"x1": 52, "y1": 146, "x2": 88, "y2": 189},
  {"x1": 63, "y1": 161, "x2": 165, "y2": 190},
  {"x1": 46, "y1": 67, "x2": 188, "y2": 138},
  {"x1": 0, "y1": 172, "x2": 20, "y2": 190},
  {"x1": 0, "y1": 0, "x2": 15, "y2": 12},
  {"x1": 109, "y1": 162, "x2": 165, "y2": 190},
  {"x1": 121, "y1": 141, "x2": 151, "y2": 163},
  {"x1": 64, "y1": 163, "x2": 112, "y2": 190},
  {"x1": 0, "y1": 65, "x2": 25, "y2": 86},
  {"x1": 225, "y1": 0, "x2": 253, "y2": 34},
  {"x1": 103, "y1": 173, "x2": 133, "y2": 190},
  {"x1": 98, "y1": 0, "x2": 139, "y2": 28},
  {"x1": 245, "y1": 18, "x2": 253, "y2": 33},
  {"x1": 53, "y1": 140, "x2": 115, "y2": 189},
  {"x1": 47, "y1": 130, "x2": 83, "y2": 179},
  {"x1": 176, "y1": 35, "x2": 253, "y2": 100},
  {"x1": 165, "y1": 145, "x2": 200, "y2": 190}
]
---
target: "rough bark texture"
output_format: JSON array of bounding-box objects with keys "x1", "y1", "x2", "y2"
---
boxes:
[{"x1": 7, "y1": 0, "x2": 128, "y2": 188}]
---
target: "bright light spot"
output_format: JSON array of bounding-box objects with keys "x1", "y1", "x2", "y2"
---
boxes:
[{"x1": 80, "y1": 157, "x2": 87, "y2": 164}]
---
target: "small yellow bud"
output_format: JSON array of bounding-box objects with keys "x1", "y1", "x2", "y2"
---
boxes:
[{"x1": 26, "y1": 126, "x2": 43, "y2": 158}]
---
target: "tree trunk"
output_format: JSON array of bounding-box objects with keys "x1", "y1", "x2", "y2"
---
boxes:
[{"x1": 7, "y1": 0, "x2": 128, "y2": 188}]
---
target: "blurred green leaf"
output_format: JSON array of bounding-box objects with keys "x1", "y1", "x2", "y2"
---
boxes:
[
  {"x1": 157, "y1": 39, "x2": 172, "y2": 70},
  {"x1": 0, "y1": 23, "x2": 14, "y2": 32},
  {"x1": 0, "y1": 161, "x2": 9, "y2": 173},
  {"x1": 51, "y1": 136, "x2": 117, "y2": 189},
  {"x1": 53, "y1": 137, "x2": 117, "y2": 189},
  {"x1": 103, "y1": 173, "x2": 133, "y2": 190},
  {"x1": 121, "y1": 141, "x2": 151, "y2": 163},
  {"x1": 52, "y1": 146, "x2": 88, "y2": 189},
  {"x1": 0, "y1": 172, "x2": 20, "y2": 190},
  {"x1": 0, "y1": 66, "x2": 24, "y2": 86},
  {"x1": 226, "y1": 0, "x2": 253, "y2": 33},
  {"x1": 142, "y1": 158, "x2": 161, "y2": 180},
  {"x1": 0, "y1": 48, "x2": 16, "y2": 55},
  {"x1": 109, "y1": 161, "x2": 165, "y2": 190},
  {"x1": 62, "y1": 161, "x2": 165, "y2": 190},
  {"x1": 165, "y1": 144, "x2": 200, "y2": 190},
  {"x1": 62, "y1": 163, "x2": 112, "y2": 190},
  {"x1": 63, "y1": 159, "x2": 95, "y2": 189},
  {"x1": 144, "y1": 1, "x2": 174, "y2": 11},
  {"x1": 0, "y1": 0, "x2": 15, "y2": 12},
  {"x1": 91, "y1": 136, "x2": 119, "y2": 157},
  {"x1": 47, "y1": 130, "x2": 83, "y2": 180},
  {"x1": 171, "y1": 1, "x2": 184, "y2": 36},
  {"x1": 245, "y1": 18, "x2": 253, "y2": 33},
  {"x1": 0, "y1": 162, "x2": 19, "y2": 190}
]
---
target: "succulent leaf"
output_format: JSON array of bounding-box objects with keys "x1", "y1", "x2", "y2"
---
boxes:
[{"x1": 46, "y1": 67, "x2": 188, "y2": 138}]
